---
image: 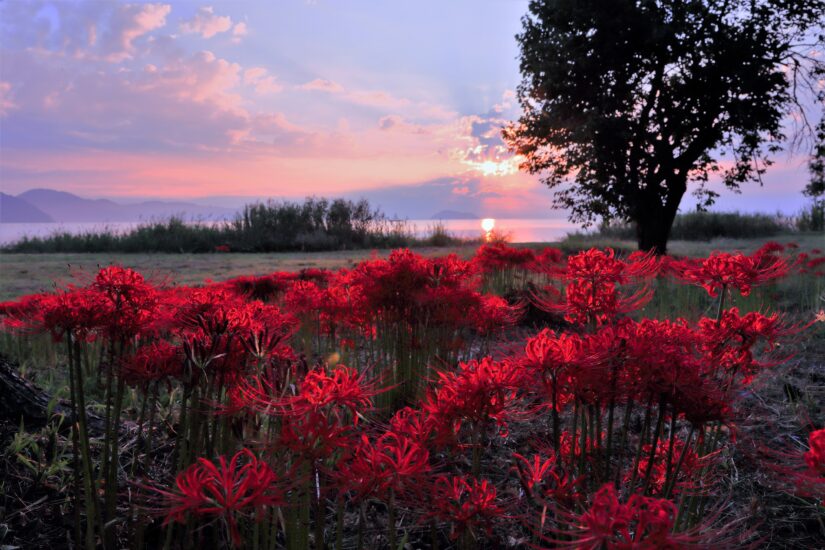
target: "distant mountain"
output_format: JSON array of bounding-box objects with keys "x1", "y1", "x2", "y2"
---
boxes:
[
  {"x1": 431, "y1": 209, "x2": 478, "y2": 220},
  {"x1": 0, "y1": 193, "x2": 54, "y2": 222},
  {"x1": 8, "y1": 188, "x2": 237, "y2": 223}
]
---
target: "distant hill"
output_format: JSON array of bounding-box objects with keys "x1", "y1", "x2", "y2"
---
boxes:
[
  {"x1": 431, "y1": 210, "x2": 478, "y2": 220},
  {"x1": 5, "y1": 188, "x2": 237, "y2": 223},
  {"x1": 0, "y1": 193, "x2": 54, "y2": 222}
]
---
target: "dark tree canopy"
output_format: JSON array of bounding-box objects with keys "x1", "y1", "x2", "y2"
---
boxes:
[{"x1": 504, "y1": 0, "x2": 825, "y2": 252}]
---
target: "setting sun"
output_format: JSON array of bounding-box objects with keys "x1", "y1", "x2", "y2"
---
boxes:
[{"x1": 481, "y1": 218, "x2": 496, "y2": 232}]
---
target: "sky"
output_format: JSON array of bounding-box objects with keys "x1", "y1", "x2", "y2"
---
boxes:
[{"x1": 0, "y1": 0, "x2": 818, "y2": 219}]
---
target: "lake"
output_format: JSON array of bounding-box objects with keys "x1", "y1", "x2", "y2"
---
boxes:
[{"x1": 0, "y1": 218, "x2": 576, "y2": 246}]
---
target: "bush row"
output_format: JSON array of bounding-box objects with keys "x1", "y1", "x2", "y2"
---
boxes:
[{"x1": 3, "y1": 198, "x2": 468, "y2": 253}]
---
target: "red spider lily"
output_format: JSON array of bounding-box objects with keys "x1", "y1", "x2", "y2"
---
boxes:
[
  {"x1": 468, "y1": 294, "x2": 522, "y2": 335},
  {"x1": 316, "y1": 271, "x2": 371, "y2": 335},
  {"x1": 792, "y1": 429, "x2": 825, "y2": 501},
  {"x1": 340, "y1": 432, "x2": 430, "y2": 500},
  {"x1": 757, "y1": 428, "x2": 825, "y2": 502},
  {"x1": 154, "y1": 449, "x2": 284, "y2": 547},
  {"x1": 521, "y1": 328, "x2": 605, "y2": 452},
  {"x1": 350, "y1": 249, "x2": 433, "y2": 320},
  {"x1": 564, "y1": 248, "x2": 660, "y2": 283},
  {"x1": 0, "y1": 293, "x2": 53, "y2": 332},
  {"x1": 171, "y1": 288, "x2": 294, "y2": 375},
  {"x1": 528, "y1": 246, "x2": 564, "y2": 272},
  {"x1": 523, "y1": 329, "x2": 603, "y2": 403},
  {"x1": 92, "y1": 266, "x2": 159, "y2": 340},
  {"x1": 296, "y1": 365, "x2": 380, "y2": 421},
  {"x1": 430, "y1": 475, "x2": 504, "y2": 540},
  {"x1": 804, "y1": 429, "x2": 825, "y2": 476},
  {"x1": 473, "y1": 242, "x2": 536, "y2": 273},
  {"x1": 513, "y1": 452, "x2": 582, "y2": 508},
  {"x1": 802, "y1": 256, "x2": 825, "y2": 276},
  {"x1": 513, "y1": 452, "x2": 556, "y2": 493},
  {"x1": 93, "y1": 266, "x2": 155, "y2": 305},
  {"x1": 172, "y1": 287, "x2": 243, "y2": 363},
  {"x1": 755, "y1": 241, "x2": 786, "y2": 255},
  {"x1": 525, "y1": 328, "x2": 578, "y2": 374},
  {"x1": 570, "y1": 484, "x2": 680, "y2": 549},
  {"x1": 283, "y1": 278, "x2": 363, "y2": 338},
  {"x1": 629, "y1": 437, "x2": 700, "y2": 496},
  {"x1": 419, "y1": 284, "x2": 485, "y2": 328},
  {"x1": 567, "y1": 280, "x2": 653, "y2": 326},
  {"x1": 533, "y1": 249, "x2": 656, "y2": 326},
  {"x1": 424, "y1": 357, "x2": 522, "y2": 439},
  {"x1": 388, "y1": 406, "x2": 433, "y2": 444},
  {"x1": 347, "y1": 249, "x2": 488, "y2": 331},
  {"x1": 239, "y1": 364, "x2": 381, "y2": 422},
  {"x1": 429, "y1": 253, "x2": 480, "y2": 287},
  {"x1": 670, "y1": 371, "x2": 731, "y2": 426},
  {"x1": 226, "y1": 301, "x2": 296, "y2": 361},
  {"x1": 671, "y1": 251, "x2": 789, "y2": 297},
  {"x1": 121, "y1": 341, "x2": 183, "y2": 387},
  {"x1": 278, "y1": 409, "x2": 354, "y2": 463},
  {"x1": 37, "y1": 288, "x2": 110, "y2": 341},
  {"x1": 172, "y1": 286, "x2": 241, "y2": 333},
  {"x1": 283, "y1": 280, "x2": 324, "y2": 315},
  {"x1": 621, "y1": 318, "x2": 698, "y2": 399},
  {"x1": 697, "y1": 308, "x2": 788, "y2": 385}
]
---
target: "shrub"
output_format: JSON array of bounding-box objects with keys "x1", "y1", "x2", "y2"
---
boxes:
[{"x1": 591, "y1": 211, "x2": 787, "y2": 242}]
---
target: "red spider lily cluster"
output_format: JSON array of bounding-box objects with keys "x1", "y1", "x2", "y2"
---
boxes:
[
  {"x1": 155, "y1": 449, "x2": 284, "y2": 546},
  {"x1": 430, "y1": 475, "x2": 504, "y2": 540},
  {"x1": 669, "y1": 250, "x2": 789, "y2": 297},
  {"x1": 0, "y1": 243, "x2": 820, "y2": 549},
  {"x1": 533, "y1": 248, "x2": 659, "y2": 325}
]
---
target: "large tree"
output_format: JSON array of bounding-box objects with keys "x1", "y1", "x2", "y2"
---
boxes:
[{"x1": 504, "y1": 0, "x2": 824, "y2": 252}]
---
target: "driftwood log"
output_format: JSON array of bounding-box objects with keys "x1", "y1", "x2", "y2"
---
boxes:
[{"x1": 0, "y1": 354, "x2": 105, "y2": 434}]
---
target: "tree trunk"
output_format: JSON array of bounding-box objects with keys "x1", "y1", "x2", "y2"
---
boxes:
[
  {"x1": 636, "y1": 213, "x2": 672, "y2": 254},
  {"x1": 635, "y1": 183, "x2": 684, "y2": 254}
]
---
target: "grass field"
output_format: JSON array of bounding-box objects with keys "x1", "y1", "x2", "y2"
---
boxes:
[
  {"x1": 0, "y1": 246, "x2": 474, "y2": 301},
  {"x1": 1, "y1": 233, "x2": 821, "y2": 301}
]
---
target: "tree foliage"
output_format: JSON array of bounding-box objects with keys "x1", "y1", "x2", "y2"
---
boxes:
[
  {"x1": 806, "y1": 110, "x2": 825, "y2": 200},
  {"x1": 504, "y1": 0, "x2": 824, "y2": 252}
]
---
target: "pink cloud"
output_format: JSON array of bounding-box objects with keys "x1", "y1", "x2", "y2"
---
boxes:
[
  {"x1": 0, "y1": 82, "x2": 16, "y2": 116},
  {"x1": 243, "y1": 67, "x2": 282, "y2": 94},
  {"x1": 0, "y1": 2, "x2": 172, "y2": 63},
  {"x1": 231, "y1": 22, "x2": 248, "y2": 43},
  {"x1": 297, "y1": 79, "x2": 418, "y2": 112},
  {"x1": 378, "y1": 115, "x2": 428, "y2": 134},
  {"x1": 103, "y1": 3, "x2": 172, "y2": 62},
  {"x1": 346, "y1": 89, "x2": 410, "y2": 109},
  {"x1": 1, "y1": 45, "x2": 251, "y2": 152},
  {"x1": 300, "y1": 79, "x2": 345, "y2": 93},
  {"x1": 180, "y1": 6, "x2": 233, "y2": 39}
]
